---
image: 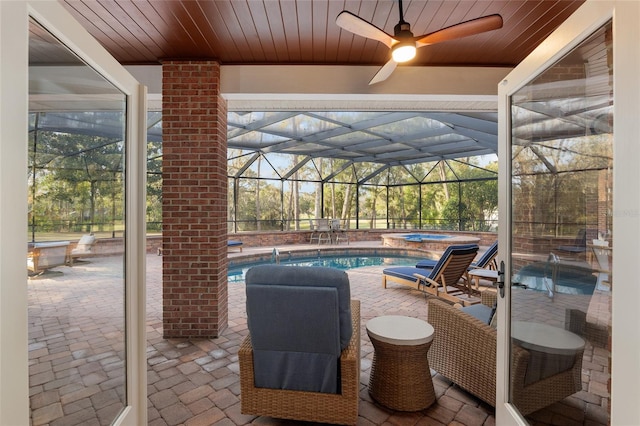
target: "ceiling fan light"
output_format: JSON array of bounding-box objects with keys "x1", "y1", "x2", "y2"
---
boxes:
[{"x1": 391, "y1": 42, "x2": 416, "y2": 63}]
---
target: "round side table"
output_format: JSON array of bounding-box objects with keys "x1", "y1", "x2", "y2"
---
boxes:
[
  {"x1": 366, "y1": 315, "x2": 436, "y2": 411},
  {"x1": 512, "y1": 321, "x2": 585, "y2": 355},
  {"x1": 467, "y1": 268, "x2": 499, "y2": 292}
]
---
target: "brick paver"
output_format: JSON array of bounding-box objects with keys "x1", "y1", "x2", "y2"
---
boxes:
[{"x1": 27, "y1": 242, "x2": 611, "y2": 425}]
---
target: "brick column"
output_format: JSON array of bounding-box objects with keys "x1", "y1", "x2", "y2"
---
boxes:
[{"x1": 162, "y1": 61, "x2": 228, "y2": 338}]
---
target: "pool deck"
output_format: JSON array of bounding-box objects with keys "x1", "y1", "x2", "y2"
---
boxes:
[{"x1": 28, "y1": 240, "x2": 610, "y2": 426}]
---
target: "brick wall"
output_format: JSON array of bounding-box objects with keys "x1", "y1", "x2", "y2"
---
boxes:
[
  {"x1": 162, "y1": 61, "x2": 228, "y2": 338},
  {"x1": 229, "y1": 229, "x2": 498, "y2": 248}
]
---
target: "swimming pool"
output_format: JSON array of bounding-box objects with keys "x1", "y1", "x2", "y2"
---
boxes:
[
  {"x1": 402, "y1": 233, "x2": 451, "y2": 242},
  {"x1": 228, "y1": 254, "x2": 424, "y2": 282}
]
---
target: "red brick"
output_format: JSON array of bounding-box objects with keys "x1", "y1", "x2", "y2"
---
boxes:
[{"x1": 162, "y1": 60, "x2": 228, "y2": 338}]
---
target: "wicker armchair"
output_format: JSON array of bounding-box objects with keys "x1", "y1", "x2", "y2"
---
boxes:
[
  {"x1": 239, "y1": 265, "x2": 360, "y2": 425},
  {"x1": 427, "y1": 293, "x2": 583, "y2": 416}
]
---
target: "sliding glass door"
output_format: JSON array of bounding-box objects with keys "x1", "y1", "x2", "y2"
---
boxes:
[
  {"x1": 497, "y1": 1, "x2": 640, "y2": 424},
  {"x1": 1, "y1": 2, "x2": 147, "y2": 425}
]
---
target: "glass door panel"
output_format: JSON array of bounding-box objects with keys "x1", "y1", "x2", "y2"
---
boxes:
[
  {"x1": 28, "y1": 17, "x2": 127, "y2": 425},
  {"x1": 508, "y1": 21, "x2": 612, "y2": 422}
]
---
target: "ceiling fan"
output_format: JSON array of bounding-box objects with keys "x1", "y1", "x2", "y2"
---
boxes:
[{"x1": 336, "y1": 0, "x2": 503, "y2": 85}]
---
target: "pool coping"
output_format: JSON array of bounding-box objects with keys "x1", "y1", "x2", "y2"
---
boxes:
[{"x1": 228, "y1": 245, "x2": 439, "y2": 269}]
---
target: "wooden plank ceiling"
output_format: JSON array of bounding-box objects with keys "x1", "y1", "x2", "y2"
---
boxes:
[
  {"x1": 40, "y1": 1, "x2": 591, "y2": 167},
  {"x1": 58, "y1": 0, "x2": 585, "y2": 67}
]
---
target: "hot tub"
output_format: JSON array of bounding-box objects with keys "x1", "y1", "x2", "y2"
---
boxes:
[{"x1": 382, "y1": 233, "x2": 480, "y2": 252}]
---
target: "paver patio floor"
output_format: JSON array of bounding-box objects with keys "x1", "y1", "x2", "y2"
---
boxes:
[{"x1": 28, "y1": 242, "x2": 610, "y2": 425}]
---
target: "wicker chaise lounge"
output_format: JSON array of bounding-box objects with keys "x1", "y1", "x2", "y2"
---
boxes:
[
  {"x1": 239, "y1": 265, "x2": 360, "y2": 425},
  {"x1": 427, "y1": 293, "x2": 584, "y2": 416}
]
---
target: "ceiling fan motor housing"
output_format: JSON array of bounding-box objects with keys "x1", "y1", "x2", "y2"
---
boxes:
[
  {"x1": 394, "y1": 21, "x2": 413, "y2": 39},
  {"x1": 392, "y1": 21, "x2": 417, "y2": 63}
]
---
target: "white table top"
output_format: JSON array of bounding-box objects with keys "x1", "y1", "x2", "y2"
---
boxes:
[
  {"x1": 468, "y1": 269, "x2": 499, "y2": 280},
  {"x1": 366, "y1": 315, "x2": 434, "y2": 346},
  {"x1": 512, "y1": 321, "x2": 585, "y2": 355},
  {"x1": 32, "y1": 241, "x2": 70, "y2": 247}
]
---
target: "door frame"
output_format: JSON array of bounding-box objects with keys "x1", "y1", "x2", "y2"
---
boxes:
[
  {"x1": 0, "y1": 1, "x2": 147, "y2": 424},
  {"x1": 497, "y1": 1, "x2": 640, "y2": 424}
]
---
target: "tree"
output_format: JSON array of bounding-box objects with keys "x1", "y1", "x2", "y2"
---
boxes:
[{"x1": 29, "y1": 113, "x2": 125, "y2": 237}]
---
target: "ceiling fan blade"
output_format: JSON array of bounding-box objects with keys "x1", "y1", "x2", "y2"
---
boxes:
[
  {"x1": 369, "y1": 59, "x2": 398, "y2": 85},
  {"x1": 336, "y1": 11, "x2": 395, "y2": 48},
  {"x1": 415, "y1": 14, "x2": 503, "y2": 47}
]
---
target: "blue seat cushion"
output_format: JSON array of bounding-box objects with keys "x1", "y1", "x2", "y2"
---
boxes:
[
  {"x1": 461, "y1": 303, "x2": 495, "y2": 325},
  {"x1": 228, "y1": 240, "x2": 243, "y2": 247},
  {"x1": 383, "y1": 266, "x2": 430, "y2": 281}
]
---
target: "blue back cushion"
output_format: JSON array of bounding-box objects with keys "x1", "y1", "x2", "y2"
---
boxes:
[
  {"x1": 475, "y1": 241, "x2": 498, "y2": 268},
  {"x1": 245, "y1": 265, "x2": 353, "y2": 394},
  {"x1": 246, "y1": 265, "x2": 352, "y2": 348},
  {"x1": 415, "y1": 258, "x2": 438, "y2": 269}
]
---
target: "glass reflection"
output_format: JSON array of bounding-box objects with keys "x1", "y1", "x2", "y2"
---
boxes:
[
  {"x1": 509, "y1": 22, "x2": 612, "y2": 421},
  {"x1": 28, "y1": 18, "x2": 127, "y2": 425}
]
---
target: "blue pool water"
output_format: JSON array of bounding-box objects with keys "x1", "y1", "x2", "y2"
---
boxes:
[
  {"x1": 512, "y1": 261, "x2": 597, "y2": 295},
  {"x1": 228, "y1": 255, "x2": 423, "y2": 282},
  {"x1": 403, "y1": 234, "x2": 451, "y2": 242}
]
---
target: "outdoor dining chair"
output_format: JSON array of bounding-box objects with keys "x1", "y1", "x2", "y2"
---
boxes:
[
  {"x1": 315, "y1": 218, "x2": 332, "y2": 245},
  {"x1": 331, "y1": 219, "x2": 349, "y2": 245}
]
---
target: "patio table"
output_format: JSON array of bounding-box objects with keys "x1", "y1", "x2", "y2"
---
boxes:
[
  {"x1": 366, "y1": 315, "x2": 436, "y2": 411},
  {"x1": 467, "y1": 268, "x2": 499, "y2": 293}
]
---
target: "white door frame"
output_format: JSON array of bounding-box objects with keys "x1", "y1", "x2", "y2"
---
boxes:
[
  {"x1": 0, "y1": 1, "x2": 147, "y2": 424},
  {"x1": 497, "y1": 1, "x2": 640, "y2": 424}
]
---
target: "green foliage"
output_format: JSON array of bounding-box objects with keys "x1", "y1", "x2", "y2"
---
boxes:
[
  {"x1": 438, "y1": 162, "x2": 498, "y2": 231},
  {"x1": 147, "y1": 138, "x2": 163, "y2": 225},
  {"x1": 29, "y1": 119, "x2": 125, "y2": 236},
  {"x1": 30, "y1": 112, "x2": 500, "y2": 235},
  {"x1": 511, "y1": 134, "x2": 612, "y2": 236}
]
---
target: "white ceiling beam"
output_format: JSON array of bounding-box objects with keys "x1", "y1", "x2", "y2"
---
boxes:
[{"x1": 219, "y1": 65, "x2": 510, "y2": 111}]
